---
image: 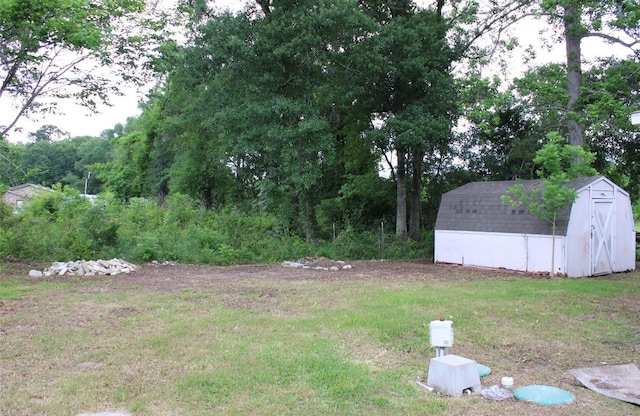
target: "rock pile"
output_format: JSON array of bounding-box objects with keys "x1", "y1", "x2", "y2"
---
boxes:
[
  {"x1": 282, "y1": 257, "x2": 352, "y2": 271},
  {"x1": 28, "y1": 258, "x2": 137, "y2": 277}
]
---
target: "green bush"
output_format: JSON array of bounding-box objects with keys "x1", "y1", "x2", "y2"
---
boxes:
[{"x1": 0, "y1": 190, "x2": 432, "y2": 264}]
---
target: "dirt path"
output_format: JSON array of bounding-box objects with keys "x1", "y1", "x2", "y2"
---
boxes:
[{"x1": 2, "y1": 258, "x2": 539, "y2": 289}]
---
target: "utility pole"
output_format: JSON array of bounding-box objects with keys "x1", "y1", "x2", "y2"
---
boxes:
[{"x1": 84, "y1": 172, "x2": 91, "y2": 195}]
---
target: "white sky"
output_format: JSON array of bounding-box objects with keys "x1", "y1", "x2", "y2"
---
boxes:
[
  {"x1": 1, "y1": 0, "x2": 632, "y2": 143},
  {"x1": 0, "y1": 78, "x2": 142, "y2": 144}
]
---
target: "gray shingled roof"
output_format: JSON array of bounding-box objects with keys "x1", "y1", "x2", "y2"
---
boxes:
[{"x1": 434, "y1": 176, "x2": 603, "y2": 236}]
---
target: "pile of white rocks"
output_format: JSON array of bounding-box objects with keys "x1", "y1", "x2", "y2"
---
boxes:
[
  {"x1": 282, "y1": 257, "x2": 352, "y2": 271},
  {"x1": 28, "y1": 258, "x2": 137, "y2": 277}
]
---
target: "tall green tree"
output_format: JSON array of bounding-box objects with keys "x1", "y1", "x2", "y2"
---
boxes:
[
  {"x1": 155, "y1": 0, "x2": 381, "y2": 238},
  {"x1": 161, "y1": 0, "x2": 463, "y2": 240},
  {"x1": 0, "y1": 0, "x2": 167, "y2": 140},
  {"x1": 450, "y1": 0, "x2": 638, "y2": 148},
  {"x1": 581, "y1": 58, "x2": 640, "y2": 199},
  {"x1": 469, "y1": 106, "x2": 543, "y2": 180},
  {"x1": 28, "y1": 125, "x2": 70, "y2": 142},
  {"x1": 539, "y1": 0, "x2": 639, "y2": 146},
  {"x1": 513, "y1": 58, "x2": 640, "y2": 198},
  {"x1": 0, "y1": 134, "x2": 111, "y2": 191},
  {"x1": 93, "y1": 102, "x2": 162, "y2": 200},
  {"x1": 359, "y1": 5, "x2": 458, "y2": 239},
  {"x1": 95, "y1": 131, "x2": 149, "y2": 199}
]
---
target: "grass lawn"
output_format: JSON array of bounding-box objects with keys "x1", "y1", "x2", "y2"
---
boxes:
[{"x1": 1, "y1": 261, "x2": 638, "y2": 415}]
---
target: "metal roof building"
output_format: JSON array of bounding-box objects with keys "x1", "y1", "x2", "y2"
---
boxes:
[{"x1": 434, "y1": 176, "x2": 636, "y2": 277}]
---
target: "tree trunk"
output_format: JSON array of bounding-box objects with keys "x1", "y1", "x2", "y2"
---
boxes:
[
  {"x1": 256, "y1": 0, "x2": 271, "y2": 14},
  {"x1": 395, "y1": 148, "x2": 407, "y2": 238},
  {"x1": 302, "y1": 189, "x2": 315, "y2": 242},
  {"x1": 409, "y1": 150, "x2": 423, "y2": 241},
  {"x1": 564, "y1": 3, "x2": 584, "y2": 146}
]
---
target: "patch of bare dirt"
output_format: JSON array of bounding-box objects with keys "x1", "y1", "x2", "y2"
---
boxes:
[
  {"x1": 80, "y1": 260, "x2": 524, "y2": 291},
  {"x1": 4, "y1": 258, "x2": 627, "y2": 292}
]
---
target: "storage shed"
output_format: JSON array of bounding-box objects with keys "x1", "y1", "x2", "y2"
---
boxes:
[{"x1": 434, "y1": 176, "x2": 636, "y2": 277}]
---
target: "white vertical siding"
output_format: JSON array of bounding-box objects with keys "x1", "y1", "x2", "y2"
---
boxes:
[
  {"x1": 614, "y1": 187, "x2": 636, "y2": 272},
  {"x1": 493, "y1": 234, "x2": 528, "y2": 270},
  {"x1": 525, "y1": 235, "x2": 565, "y2": 275},
  {"x1": 565, "y1": 191, "x2": 591, "y2": 277},
  {"x1": 434, "y1": 231, "x2": 566, "y2": 274}
]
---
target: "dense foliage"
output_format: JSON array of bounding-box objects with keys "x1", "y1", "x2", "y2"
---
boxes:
[
  {"x1": 0, "y1": 188, "x2": 431, "y2": 263},
  {"x1": 1, "y1": 0, "x2": 639, "y2": 264}
]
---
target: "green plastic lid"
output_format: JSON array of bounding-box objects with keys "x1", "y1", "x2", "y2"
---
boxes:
[
  {"x1": 514, "y1": 385, "x2": 575, "y2": 405},
  {"x1": 477, "y1": 363, "x2": 491, "y2": 377}
]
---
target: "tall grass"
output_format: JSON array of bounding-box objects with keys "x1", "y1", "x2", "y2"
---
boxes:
[{"x1": 0, "y1": 189, "x2": 433, "y2": 263}]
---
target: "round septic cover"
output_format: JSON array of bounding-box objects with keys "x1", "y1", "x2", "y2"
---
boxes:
[
  {"x1": 477, "y1": 363, "x2": 491, "y2": 377},
  {"x1": 514, "y1": 385, "x2": 575, "y2": 405}
]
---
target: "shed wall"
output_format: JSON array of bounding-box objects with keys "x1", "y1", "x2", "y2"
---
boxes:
[
  {"x1": 613, "y1": 187, "x2": 636, "y2": 272},
  {"x1": 434, "y1": 231, "x2": 566, "y2": 274},
  {"x1": 2, "y1": 191, "x2": 22, "y2": 206},
  {"x1": 565, "y1": 191, "x2": 591, "y2": 277}
]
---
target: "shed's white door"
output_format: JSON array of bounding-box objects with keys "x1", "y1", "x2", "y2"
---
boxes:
[{"x1": 591, "y1": 199, "x2": 615, "y2": 275}]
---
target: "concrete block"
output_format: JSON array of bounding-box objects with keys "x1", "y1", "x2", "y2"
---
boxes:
[{"x1": 426, "y1": 354, "x2": 481, "y2": 396}]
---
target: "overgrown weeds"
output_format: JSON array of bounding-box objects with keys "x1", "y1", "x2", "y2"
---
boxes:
[{"x1": 0, "y1": 189, "x2": 432, "y2": 263}]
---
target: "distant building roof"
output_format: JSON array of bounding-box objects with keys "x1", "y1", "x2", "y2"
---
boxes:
[
  {"x1": 2, "y1": 183, "x2": 54, "y2": 206},
  {"x1": 434, "y1": 176, "x2": 603, "y2": 236},
  {"x1": 6, "y1": 183, "x2": 52, "y2": 193}
]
